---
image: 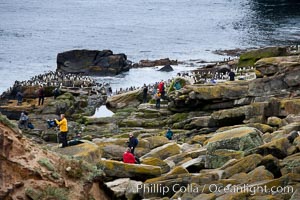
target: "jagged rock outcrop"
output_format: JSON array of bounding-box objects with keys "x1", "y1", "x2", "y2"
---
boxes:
[{"x1": 56, "y1": 49, "x2": 131, "y2": 75}]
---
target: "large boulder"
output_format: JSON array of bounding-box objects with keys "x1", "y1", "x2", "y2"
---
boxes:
[
  {"x1": 53, "y1": 140, "x2": 101, "y2": 163},
  {"x1": 210, "y1": 107, "x2": 247, "y2": 127},
  {"x1": 143, "y1": 172, "x2": 219, "y2": 198},
  {"x1": 255, "y1": 56, "x2": 300, "y2": 77},
  {"x1": 280, "y1": 153, "x2": 300, "y2": 175},
  {"x1": 56, "y1": 49, "x2": 131, "y2": 76},
  {"x1": 253, "y1": 137, "x2": 291, "y2": 159},
  {"x1": 186, "y1": 82, "x2": 248, "y2": 101},
  {"x1": 280, "y1": 99, "x2": 300, "y2": 116},
  {"x1": 104, "y1": 178, "x2": 142, "y2": 200},
  {"x1": 181, "y1": 156, "x2": 206, "y2": 172},
  {"x1": 248, "y1": 74, "x2": 288, "y2": 96},
  {"x1": 164, "y1": 148, "x2": 207, "y2": 167},
  {"x1": 143, "y1": 136, "x2": 170, "y2": 149},
  {"x1": 140, "y1": 143, "x2": 181, "y2": 160},
  {"x1": 222, "y1": 154, "x2": 263, "y2": 178},
  {"x1": 98, "y1": 160, "x2": 161, "y2": 181},
  {"x1": 246, "y1": 166, "x2": 274, "y2": 183},
  {"x1": 168, "y1": 81, "x2": 249, "y2": 112},
  {"x1": 42, "y1": 92, "x2": 75, "y2": 115},
  {"x1": 141, "y1": 157, "x2": 170, "y2": 174},
  {"x1": 106, "y1": 90, "x2": 141, "y2": 110},
  {"x1": 248, "y1": 67, "x2": 300, "y2": 97},
  {"x1": 238, "y1": 46, "x2": 288, "y2": 67},
  {"x1": 205, "y1": 127, "x2": 264, "y2": 168},
  {"x1": 94, "y1": 138, "x2": 151, "y2": 159}
]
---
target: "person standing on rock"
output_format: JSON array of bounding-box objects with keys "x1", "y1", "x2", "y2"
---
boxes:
[
  {"x1": 55, "y1": 114, "x2": 68, "y2": 148},
  {"x1": 142, "y1": 84, "x2": 148, "y2": 103},
  {"x1": 38, "y1": 85, "x2": 45, "y2": 106},
  {"x1": 228, "y1": 70, "x2": 236, "y2": 81},
  {"x1": 155, "y1": 91, "x2": 161, "y2": 109},
  {"x1": 127, "y1": 133, "x2": 138, "y2": 154},
  {"x1": 123, "y1": 148, "x2": 136, "y2": 164},
  {"x1": 52, "y1": 87, "x2": 60, "y2": 99},
  {"x1": 16, "y1": 91, "x2": 23, "y2": 105},
  {"x1": 158, "y1": 80, "x2": 165, "y2": 99}
]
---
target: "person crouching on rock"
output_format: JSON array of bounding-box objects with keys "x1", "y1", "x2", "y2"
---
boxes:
[
  {"x1": 165, "y1": 128, "x2": 174, "y2": 140},
  {"x1": 55, "y1": 114, "x2": 68, "y2": 148},
  {"x1": 19, "y1": 111, "x2": 29, "y2": 129},
  {"x1": 123, "y1": 148, "x2": 136, "y2": 164}
]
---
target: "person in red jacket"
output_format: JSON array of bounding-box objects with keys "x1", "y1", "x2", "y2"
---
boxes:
[{"x1": 123, "y1": 148, "x2": 136, "y2": 164}]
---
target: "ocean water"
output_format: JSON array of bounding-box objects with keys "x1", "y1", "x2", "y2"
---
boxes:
[{"x1": 1, "y1": 0, "x2": 300, "y2": 93}]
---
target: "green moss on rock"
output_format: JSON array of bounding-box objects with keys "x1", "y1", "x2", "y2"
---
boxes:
[{"x1": 141, "y1": 157, "x2": 170, "y2": 173}]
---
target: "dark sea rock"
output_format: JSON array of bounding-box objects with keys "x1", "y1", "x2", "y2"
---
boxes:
[
  {"x1": 56, "y1": 49, "x2": 131, "y2": 76},
  {"x1": 132, "y1": 58, "x2": 178, "y2": 68},
  {"x1": 158, "y1": 64, "x2": 174, "y2": 72}
]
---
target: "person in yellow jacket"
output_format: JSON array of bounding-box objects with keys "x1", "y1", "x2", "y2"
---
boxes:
[
  {"x1": 155, "y1": 91, "x2": 161, "y2": 109},
  {"x1": 55, "y1": 114, "x2": 68, "y2": 148}
]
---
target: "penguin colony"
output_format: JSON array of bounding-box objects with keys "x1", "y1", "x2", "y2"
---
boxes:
[{"x1": 2, "y1": 66, "x2": 256, "y2": 98}]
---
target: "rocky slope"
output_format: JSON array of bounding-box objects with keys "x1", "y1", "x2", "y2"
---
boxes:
[{"x1": 0, "y1": 114, "x2": 110, "y2": 200}]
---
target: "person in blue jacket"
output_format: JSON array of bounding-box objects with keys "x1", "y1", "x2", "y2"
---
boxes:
[{"x1": 165, "y1": 128, "x2": 174, "y2": 140}]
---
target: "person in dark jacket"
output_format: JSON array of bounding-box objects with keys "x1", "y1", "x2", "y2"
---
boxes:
[
  {"x1": 127, "y1": 133, "x2": 138, "y2": 154},
  {"x1": 142, "y1": 84, "x2": 148, "y2": 103},
  {"x1": 228, "y1": 71, "x2": 236, "y2": 81},
  {"x1": 123, "y1": 148, "x2": 136, "y2": 164},
  {"x1": 38, "y1": 85, "x2": 45, "y2": 105},
  {"x1": 52, "y1": 87, "x2": 60, "y2": 99},
  {"x1": 16, "y1": 91, "x2": 23, "y2": 105},
  {"x1": 18, "y1": 111, "x2": 29, "y2": 129}
]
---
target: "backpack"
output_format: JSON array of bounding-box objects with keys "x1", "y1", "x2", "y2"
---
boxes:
[
  {"x1": 134, "y1": 138, "x2": 139, "y2": 146},
  {"x1": 28, "y1": 122, "x2": 34, "y2": 129}
]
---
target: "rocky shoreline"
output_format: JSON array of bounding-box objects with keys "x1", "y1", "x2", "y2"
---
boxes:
[{"x1": 1, "y1": 46, "x2": 300, "y2": 199}]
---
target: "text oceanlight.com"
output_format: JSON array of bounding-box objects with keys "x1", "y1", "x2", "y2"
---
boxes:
[{"x1": 137, "y1": 183, "x2": 294, "y2": 196}]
